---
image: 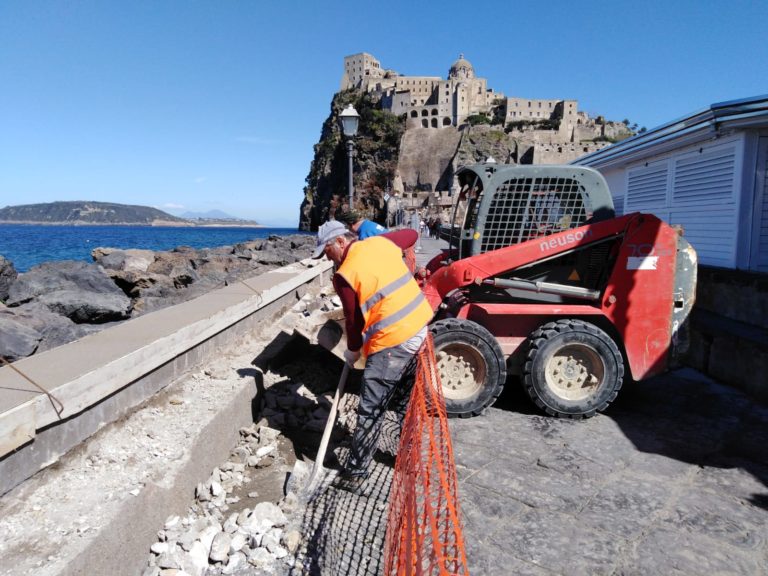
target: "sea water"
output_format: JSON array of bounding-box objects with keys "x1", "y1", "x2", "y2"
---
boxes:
[{"x1": 0, "y1": 224, "x2": 309, "y2": 272}]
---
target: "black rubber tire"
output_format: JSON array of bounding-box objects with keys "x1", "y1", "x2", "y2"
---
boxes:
[
  {"x1": 429, "y1": 318, "x2": 506, "y2": 418},
  {"x1": 523, "y1": 319, "x2": 623, "y2": 419}
]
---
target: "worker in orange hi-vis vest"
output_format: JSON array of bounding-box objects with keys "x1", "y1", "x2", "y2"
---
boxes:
[{"x1": 312, "y1": 220, "x2": 433, "y2": 494}]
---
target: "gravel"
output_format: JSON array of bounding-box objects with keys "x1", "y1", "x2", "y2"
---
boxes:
[{"x1": 0, "y1": 288, "x2": 348, "y2": 576}]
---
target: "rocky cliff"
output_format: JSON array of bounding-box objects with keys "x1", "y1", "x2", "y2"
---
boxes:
[
  {"x1": 298, "y1": 100, "x2": 526, "y2": 231},
  {"x1": 299, "y1": 91, "x2": 404, "y2": 231},
  {"x1": 298, "y1": 89, "x2": 634, "y2": 231}
]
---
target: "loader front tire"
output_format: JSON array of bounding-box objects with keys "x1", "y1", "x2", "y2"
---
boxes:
[
  {"x1": 430, "y1": 318, "x2": 506, "y2": 418},
  {"x1": 524, "y1": 320, "x2": 623, "y2": 419}
]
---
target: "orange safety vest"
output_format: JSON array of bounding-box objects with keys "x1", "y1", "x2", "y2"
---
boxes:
[{"x1": 337, "y1": 236, "x2": 434, "y2": 356}]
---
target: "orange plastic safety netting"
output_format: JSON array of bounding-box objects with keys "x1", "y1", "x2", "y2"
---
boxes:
[{"x1": 383, "y1": 332, "x2": 469, "y2": 575}]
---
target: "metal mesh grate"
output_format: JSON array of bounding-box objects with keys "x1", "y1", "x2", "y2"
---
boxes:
[{"x1": 480, "y1": 177, "x2": 589, "y2": 252}]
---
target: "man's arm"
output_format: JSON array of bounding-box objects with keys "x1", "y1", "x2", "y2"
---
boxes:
[
  {"x1": 332, "y1": 273, "x2": 364, "y2": 352},
  {"x1": 381, "y1": 228, "x2": 418, "y2": 250}
]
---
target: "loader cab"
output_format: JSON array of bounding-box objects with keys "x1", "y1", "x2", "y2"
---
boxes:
[{"x1": 448, "y1": 164, "x2": 615, "y2": 260}]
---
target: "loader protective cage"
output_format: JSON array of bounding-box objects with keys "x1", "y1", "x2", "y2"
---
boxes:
[{"x1": 454, "y1": 164, "x2": 615, "y2": 258}]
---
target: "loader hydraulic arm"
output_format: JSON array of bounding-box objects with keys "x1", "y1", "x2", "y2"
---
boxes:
[{"x1": 422, "y1": 213, "x2": 638, "y2": 310}]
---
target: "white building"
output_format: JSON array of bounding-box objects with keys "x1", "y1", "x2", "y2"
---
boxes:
[{"x1": 573, "y1": 95, "x2": 768, "y2": 272}]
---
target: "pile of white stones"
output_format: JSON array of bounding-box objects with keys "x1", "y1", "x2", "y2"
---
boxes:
[
  {"x1": 141, "y1": 424, "x2": 303, "y2": 576},
  {"x1": 140, "y1": 296, "x2": 358, "y2": 576}
]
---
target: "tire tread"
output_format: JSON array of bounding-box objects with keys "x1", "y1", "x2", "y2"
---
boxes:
[
  {"x1": 523, "y1": 319, "x2": 623, "y2": 419},
  {"x1": 430, "y1": 318, "x2": 506, "y2": 418}
]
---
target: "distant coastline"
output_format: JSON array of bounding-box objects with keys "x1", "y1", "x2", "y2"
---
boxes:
[
  {"x1": 0, "y1": 219, "x2": 265, "y2": 228},
  {"x1": 0, "y1": 200, "x2": 263, "y2": 228}
]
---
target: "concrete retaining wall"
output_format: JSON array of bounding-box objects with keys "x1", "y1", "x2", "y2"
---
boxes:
[
  {"x1": 686, "y1": 266, "x2": 768, "y2": 402},
  {"x1": 0, "y1": 259, "x2": 332, "y2": 497}
]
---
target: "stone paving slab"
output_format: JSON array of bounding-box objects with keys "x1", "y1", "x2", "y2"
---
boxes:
[
  {"x1": 294, "y1": 366, "x2": 767, "y2": 575},
  {"x1": 451, "y1": 368, "x2": 768, "y2": 575}
]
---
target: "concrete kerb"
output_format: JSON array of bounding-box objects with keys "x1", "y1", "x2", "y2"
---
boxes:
[
  {"x1": 64, "y1": 372, "x2": 258, "y2": 576},
  {"x1": 0, "y1": 258, "x2": 333, "y2": 497}
]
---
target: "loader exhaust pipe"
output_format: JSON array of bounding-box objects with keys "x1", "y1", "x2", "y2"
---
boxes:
[{"x1": 483, "y1": 277, "x2": 601, "y2": 302}]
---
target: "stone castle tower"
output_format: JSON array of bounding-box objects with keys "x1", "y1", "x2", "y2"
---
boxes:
[
  {"x1": 339, "y1": 52, "x2": 631, "y2": 155},
  {"x1": 314, "y1": 53, "x2": 634, "y2": 227}
]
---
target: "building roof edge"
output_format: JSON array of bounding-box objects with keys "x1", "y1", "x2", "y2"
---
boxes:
[{"x1": 572, "y1": 94, "x2": 768, "y2": 168}]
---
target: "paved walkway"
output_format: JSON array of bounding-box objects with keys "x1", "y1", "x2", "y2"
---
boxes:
[
  {"x1": 453, "y1": 369, "x2": 768, "y2": 574},
  {"x1": 415, "y1": 232, "x2": 768, "y2": 573},
  {"x1": 414, "y1": 233, "x2": 449, "y2": 267}
]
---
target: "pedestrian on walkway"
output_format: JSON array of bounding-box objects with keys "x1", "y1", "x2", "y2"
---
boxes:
[
  {"x1": 337, "y1": 210, "x2": 388, "y2": 239},
  {"x1": 312, "y1": 220, "x2": 434, "y2": 493},
  {"x1": 409, "y1": 212, "x2": 423, "y2": 252}
]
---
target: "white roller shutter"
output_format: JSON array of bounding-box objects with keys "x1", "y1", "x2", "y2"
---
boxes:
[
  {"x1": 673, "y1": 145, "x2": 736, "y2": 204},
  {"x1": 626, "y1": 160, "x2": 669, "y2": 216},
  {"x1": 612, "y1": 195, "x2": 624, "y2": 216},
  {"x1": 671, "y1": 206, "x2": 736, "y2": 268},
  {"x1": 671, "y1": 143, "x2": 738, "y2": 267}
]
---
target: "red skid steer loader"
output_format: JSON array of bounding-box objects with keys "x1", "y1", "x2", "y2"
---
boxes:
[{"x1": 421, "y1": 163, "x2": 697, "y2": 419}]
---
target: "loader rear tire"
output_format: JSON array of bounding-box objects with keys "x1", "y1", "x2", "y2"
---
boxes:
[
  {"x1": 430, "y1": 318, "x2": 506, "y2": 418},
  {"x1": 524, "y1": 319, "x2": 623, "y2": 419}
]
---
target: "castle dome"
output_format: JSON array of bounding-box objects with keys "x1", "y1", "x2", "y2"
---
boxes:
[{"x1": 449, "y1": 54, "x2": 474, "y2": 79}]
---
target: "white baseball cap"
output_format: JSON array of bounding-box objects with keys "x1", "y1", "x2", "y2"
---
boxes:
[{"x1": 312, "y1": 220, "x2": 348, "y2": 259}]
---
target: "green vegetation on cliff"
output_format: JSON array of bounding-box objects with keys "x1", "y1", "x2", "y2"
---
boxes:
[
  {"x1": 0, "y1": 201, "x2": 188, "y2": 225},
  {"x1": 300, "y1": 90, "x2": 404, "y2": 231}
]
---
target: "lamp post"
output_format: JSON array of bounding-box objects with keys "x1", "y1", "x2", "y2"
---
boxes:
[{"x1": 339, "y1": 104, "x2": 360, "y2": 208}]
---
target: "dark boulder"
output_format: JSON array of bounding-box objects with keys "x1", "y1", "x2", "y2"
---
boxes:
[
  {"x1": 4, "y1": 302, "x2": 105, "y2": 353},
  {"x1": 253, "y1": 250, "x2": 290, "y2": 266},
  {"x1": 6, "y1": 261, "x2": 131, "y2": 323},
  {"x1": 38, "y1": 289, "x2": 131, "y2": 323},
  {"x1": 106, "y1": 270, "x2": 175, "y2": 299},
  {"x1": 0, "y1": 256, "x2": 18, "y2": 302},
  {"x1": 147, "y1": 251, "x2": 199, "y2": 287},
  {"x1": 92, "y1": 248, "x2": 155, "y2": 272},
  {"x1": 0, "y1": 314, "x2": 42, "y2": 361},
  {"x1": 193, "y1": 254, "x2": 256, "y2": 289},
  {"x1": 232, "y1": 241, "x2": 263, "y2": 259},
  {"x1": 290, "y1": 236, "x2": 315, "y2": 251},
  {"x1": 251, "y1": 234, "x2": 313, "y2": 266}
]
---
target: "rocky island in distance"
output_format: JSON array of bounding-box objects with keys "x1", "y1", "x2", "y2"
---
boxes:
[{"x1": 0, "y1": 201, "x2": 261, "y2": 227}]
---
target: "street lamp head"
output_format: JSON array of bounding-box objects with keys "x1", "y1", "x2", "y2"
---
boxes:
[{"x1": 339, "y1": 104, "x2": 360, "y2": 137}]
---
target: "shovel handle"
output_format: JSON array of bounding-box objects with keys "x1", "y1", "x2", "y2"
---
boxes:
[{"x1": 308, "y1": 362, "x2": 350, "y2": 481}]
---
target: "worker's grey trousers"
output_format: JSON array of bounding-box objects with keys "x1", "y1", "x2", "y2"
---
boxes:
[{"x1": 345, "y1": 341, "x2": 420, "y2": 478}]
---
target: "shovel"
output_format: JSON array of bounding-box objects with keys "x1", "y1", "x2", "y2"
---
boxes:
[{"x1": 300, "y1": 362, "x2": 350, "y2": 500}]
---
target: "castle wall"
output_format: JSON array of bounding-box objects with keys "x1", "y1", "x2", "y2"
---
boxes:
[
  {"x1": 389, "y1": 91, "x2": 412, "y2": 115},
  {"x1": 394, "y1": 76, "x2": 441, "y2": 104},
  {"x1": 342, "y1": 53, "x2": 384, "y2": 90},
  {"x1": 504, "y1": 97, "x2": 578, "y2": 122},
  {"x1": 369, "y1": 55, "x2": 494, "y2": 128},
  {"x1": 533, "y1": 141, "x2": 609, "y2": 164},
  {"x1": 340, "y1": 52, "x2": 631, "y2": 175},
  {"x1": 455, "y1": 83, "x2": 471, "y2": 125},
  {"x1": 574, "y1": 125, "x2": 601, "y2": 142},
  {"x1": 463, "y1": 78, "x2": 488, "y2": 110},
  {"x1": 405, "y1": 107, "x2": 453, "y2": 129}
]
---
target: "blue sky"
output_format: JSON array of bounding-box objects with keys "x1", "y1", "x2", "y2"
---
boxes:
[{"x1": 1, "y1": 1, "x2": 766, "y2": 227}]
